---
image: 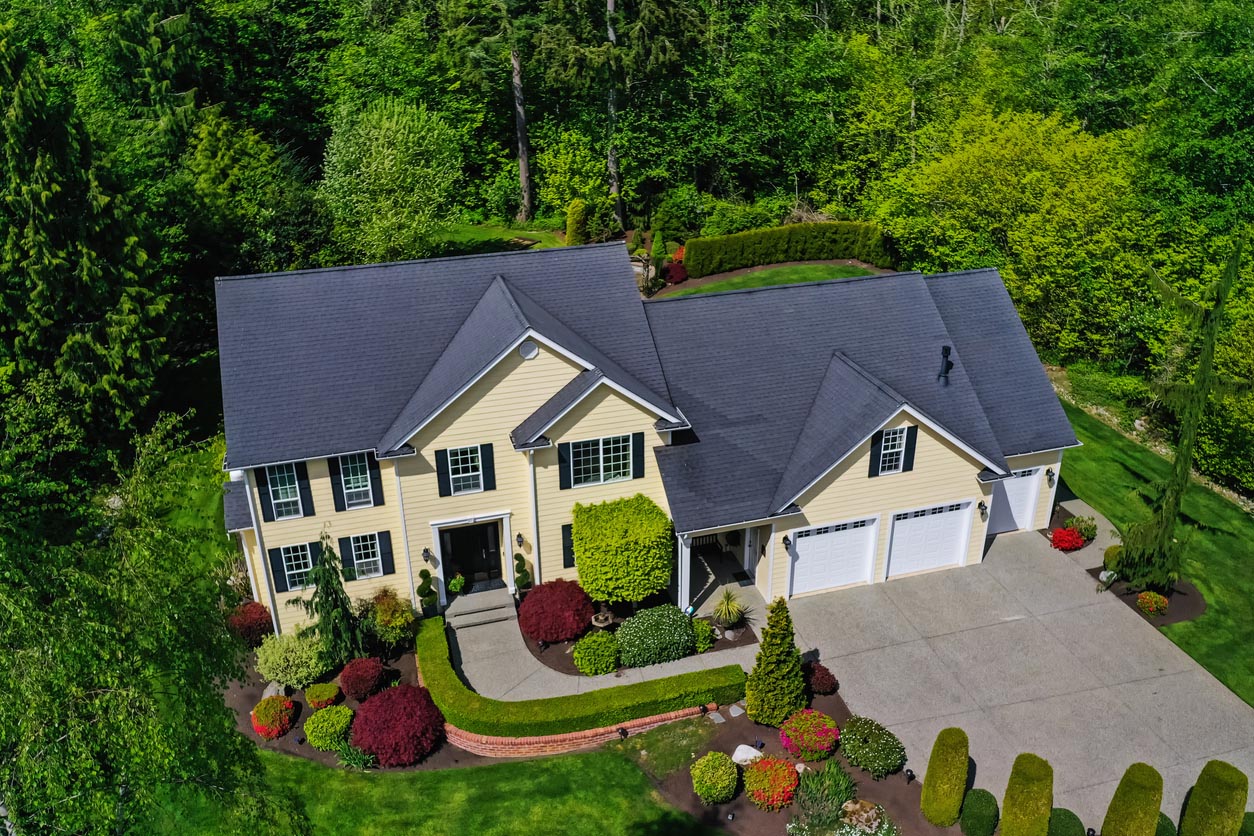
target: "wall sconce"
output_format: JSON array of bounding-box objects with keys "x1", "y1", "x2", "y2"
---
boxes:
[
  {"x1": 422, "y1": 547, "x2": 434, "y2": 562},
  {"x1": 782, "y1": 535, "x2": 792, "y2": 550},
  {"x1": 977, "y1": 500, "x2": 988, "y2": 520},
  {"x1": 516, "y1": 531, "x2": 525, "y2": 548},
  {"x1": 1046, "y1": 467, "x2": 1056, "y2": 487}
]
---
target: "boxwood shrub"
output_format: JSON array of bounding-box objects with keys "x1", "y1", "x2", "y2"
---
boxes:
[
  {"x1": 616, "y1": 604, "x2": 696, "y2": 668},
  {"x1": 1048, "y1": 808, "x2": 1086, "y2": 836},
  {"x1": 1238, "y1": 812, "x2": 1254, "y2": 836},
  {"x1": 304, "y1": 705, "x2": 354, "y2": 751},
  {"x1": 841, "y1": 715, "x2": 906, "y2": 780},
  {"x1": 1179, "y1": 760, "x2": 1248, "y2": 836},
  {"x1": 1158, "y1": 812, "x2": 1179, "y2": 836},
  {"x1": 416, "y1": 617, "x2": 745, "y2": 737},
  {"x1": 1003, "y1": 753, "x2": 1054, "y2": 836},
  {"x1": 1102, "y1": 762, "x2": 1164, "y2": 836},
  {"x1": 921, "y1": 727, "x2": 969, "y2": 826},
  {"x1": 572, "y1": 495, "x2": 673, "y2": 604},
  {"x1": 961, "y1": 788, "x2": 1000, "y2": 836},
  {"x1": 573, "y1": 631, "x2": 619, "y2": 676},
  {"x1": 684, "y1": 221, "x2": 893, "y2": 279},
  {"x1": 690, "y1": 751, "x2": 738, "y2": 804}
]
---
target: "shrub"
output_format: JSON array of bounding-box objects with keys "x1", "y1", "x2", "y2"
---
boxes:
[
  {"x1": 566, "y1": 198, "x2": 588, "y2": 245},
  {"x1": 684, "y1": 221, "x2": 893, "y2": 279},
  {"x1": 351, "y1": 684, "x2": 445, "y2": 767},
  {"x1": 1003, "y1": 753, "x2": 1054, "y2": 836},
  {"x1": 304, "y1": 705, "x2": 354, "y2": 751},
  {"x1": 1137, "y1": 591, "x2": 1169, "y2": 617},
  {"x1": 1064, "y1": 516, "x2": 1098, "y2": 541},
  {"x1": 616, "y1": 604, "x2": 696, "y2": 667},
  {"x1": 672, "y1": 244, "x2": 685, "y2": 262},
  {"x1": 961, "y1": 789, "x2": 1001, "y2": 836},
  {"x1": 693, "y1": 618, "x2": 715, "y2": 653},
  {"x1": 518, "y1": 579, "x2": 594, "y2": 644},
  {"x1": 514, "y1": 553, "x2": 532, "y2": 590},
  {"x1": 1238, "y1": 813, "x2": 1254, "y2": 836},
  {"x1": 340, "y1": 656, "x2": 387, "y2": 702},
  {"x1": 712, "y1": 588, "x2": 747, "y2": 628},
  {"x1": 228, "y1": 601, "x2": 272, "y2": 647},
  {"x1": 921, "y1": 727, "x2": 970, "y2": 826},
  {"x1": 780, "y1": 709, "x2": 840, "y2": 761},
  {"x1": 573, "y1": 495, "x2": 673, "y2": 604},
  {"x1": 1051, "y1": 527, "x2": 1086, "y2": 551},
  {"x1": 803, "y1": 660, "x2": 838, "y2": 695},
  {"x1": 416, "y1": 568, "x2": 437, "y2": 610},
  {"x1": 305, "y1": 682, "x2": 340, "y2": 709},
  {"x1": 362, "y1": 588, "x2": 415, "y2": 648},
  {"x1": 1101, "y1": 762, "x2": 1164, "y2": 836},
  {"x1": 745, "y1": 598, "x2": 807, "y2": 726},
  {"x1": 664, "y1": 262, "x2": 689, "y2": 284},
  {"x1": 1179, "y1": 759, "x2": 1248, "y2": 836},
  {"x1": 744, "y1": 756, "x2": 800, "y2": 811},
  {"x1": 1105, "y1": 544, "x2": 1124, "y2": 571},
  {"x1": 250, "y1": 695, "x2": 296, "y2": 740},
  {"x1": 573, "y1": 631, "x2": 619, "y2": 676},
  {"x1": 841, "y1": 716, "x2": 907, "y2": 780},
  {"x1": 795, "y1": 759, "x2": 858, "y2": 830},
  {"x1": 255, "y1": 632, "x2": 329, "y2": 689},
  {"x1": 1049, "y1": 808, "x2": 1086, "y2": 836},
  {"x1": 690, "y1": 751, "x2": 738, "y2": 804},
  {"x1": 1159, "y1": 813, "x2": 1179, "y2": 836}
]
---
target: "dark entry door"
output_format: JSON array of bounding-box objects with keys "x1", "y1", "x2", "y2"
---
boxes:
[{"x1": 441, "y1": 522, "x2": 502, "y2": 588}]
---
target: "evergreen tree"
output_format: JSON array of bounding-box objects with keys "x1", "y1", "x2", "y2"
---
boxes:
[
  {"x1": 288, "y1": 533, "x2": 366, "y2": 666},
  {"x1": 745, "y1": 597, "x2": 807, "y2": 726}
]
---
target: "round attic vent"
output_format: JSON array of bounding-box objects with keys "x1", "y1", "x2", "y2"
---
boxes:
[{"x1": 518, "y1": 339, "x2": 539, "y2": 360}]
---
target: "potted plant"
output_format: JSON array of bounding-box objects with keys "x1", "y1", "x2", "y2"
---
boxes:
[
  {"x1": 712, "y1": 588, "x2": 749, "y2": 640},
  {"x1": 447, "y1": 573, "x2": 466, "y2": 595}
]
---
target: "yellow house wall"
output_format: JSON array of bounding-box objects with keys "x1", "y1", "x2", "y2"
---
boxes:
[{"x1": 1005, "y1": 449, "x2": 1065, "y2": 530}]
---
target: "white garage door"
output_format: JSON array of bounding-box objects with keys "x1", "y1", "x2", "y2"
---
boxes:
[
  {"x1": 790, "y1": 518, "x2": 878, "y2": 595},
  {"x1": 886, "y1": 502, "x2": 972, "y2": 578},
  {"x1": 988, "y1": 469, "x2": 1041, "y2": 534}
]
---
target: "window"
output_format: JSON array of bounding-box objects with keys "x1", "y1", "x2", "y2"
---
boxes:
[
  {"x1": 878, "y1": 427, "x2": 908, "y2": 475},
  {"x1": 266, "y1": 463, "x2": 302, "y2": 519},
  {"x1": 350, "y1": 533, "x2": 382, "y2": 579},
  {"x1": 448, "y1": 445, "x2": 483, "y2": 494},
  {"x1": 281, "y1": 544, "x2": 313, "y2": 589},
  {"x1": 339, "y1": 453, "x2": 373, "y2": 508},
  {"x1": 572, "y1": 435, "x2": 632, "y2": 486}
]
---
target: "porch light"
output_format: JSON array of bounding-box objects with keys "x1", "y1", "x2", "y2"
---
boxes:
[
  {"x1": 422, "y1": 547, "x2": 434, "y2": 562},
  {"x1": 782, "y1": 535, "x2": 792, "y2": 550},
  {"x1": 1046, "y1": 467, "x2": 1056, "y2": 486},
  {"x1": 516, "y1": 532, "x2": 524, "y2": 548}
]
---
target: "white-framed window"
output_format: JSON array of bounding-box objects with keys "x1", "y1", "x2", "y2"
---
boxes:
[
  {"x1": 350, "y1": 533, "x2": 382, "y2": 579},
  {"x1": 878, "y1": 427, "x2": 908, "y2": 475},
  {"x1": 448, "y1": 445, "x2": 483, "y2": 494},
  {"x1": 572, "y1": 435, "x2": 632, "y2": 486},
  {"x1": 339, "y1": 453, "x2": 373, "y2": 508},
  {"x1": 266, "y1": 463, "x2": 303, "y2": 519},
  {"x1": 281, "y1": 543, "x2": 313, "y2": 589}
]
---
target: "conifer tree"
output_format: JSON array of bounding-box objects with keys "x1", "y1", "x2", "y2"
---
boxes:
[
  {"x1": 288, "y1": 533, "x2": 366, "y2": 666},
  {"x1": 745, "y1": 597, "x2": 807, "y2": 726}
]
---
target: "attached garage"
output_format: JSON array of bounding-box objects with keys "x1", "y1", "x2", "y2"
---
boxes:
[
  {"x1": 790, "y1": 518, "x2": 878, "y2": 595},
  {"x1": 988, "y1": 468, "x2": 1041, "y2": 534},
  {"x1": 886, "y1": 502, "x2": 973, "y2": 578}
]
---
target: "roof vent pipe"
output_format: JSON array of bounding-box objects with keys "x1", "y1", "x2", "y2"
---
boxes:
[{"x1": 937, "y1": 345, "x2": 953, "y2": 386}]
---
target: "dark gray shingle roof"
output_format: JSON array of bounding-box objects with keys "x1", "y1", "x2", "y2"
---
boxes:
[{"x1": 223, "y1": 479, "x2": 253, "y2": 532}]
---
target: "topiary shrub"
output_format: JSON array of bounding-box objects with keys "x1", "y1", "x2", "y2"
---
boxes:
[
  {"x1": 305, "y1": 682, "x2": 340, "y2": 709},
  {"x1": 1137, "y1": 591, "x2": 1169, "y2": 617},
  {"x1": 566, "y1": 198, "x2": 588, "y2": 246},
  {"x1": 1179, "y1": 760, "x2": 1248, "y2": 836},
  {"x1": 514, "y1": 553, "x2": 532, "y2": 590},
  {"x1": 518, "y1": 579, "x2": 594, "y2": 644},
  {"x1": 1102, "y1": 762, "x2": 1164, "y2": 836},
  {"x1": 1003, "y1": 753, "x2": 1054, "y2": 836},
  {"x1": 1051, "y1": 528, "x2": 1086, "y2": 552},
  {"x1": 616, "y1": 604, "x2": 696, "y2": 668},
  {"x1": 1048, "y1": 808, "x2": 1086, "y2": 836},
  {"x1": 693, "y1": 618, "x2": 715, "y2": 653},
  {"x1": 780, "y1": 709, "x2": 839, "y2": 761},
  {"x1": 416, "y1": 568, "x2": 437, "y2": 611},
  {"x1": 351, "y1": 684, "x2": 445, "y2": 767},
  {"x1": 573, "y1": 495, "x2": 673, "y2": 604},
  {"x1": 795, "y1": 759, "x2": 858, "y2": 830},
  {"x1": 228, "y1": 601, "x2": 272, "y2": 648},
  {"x1": 340, "y1": 656, "x2": 387, "y2": 702},
  {"x1": 572, "y1": 631, "x2": 619, "y2": 676},
  {"x1": 1158, "y1": 812, "x2": 1179, "y2": 836},
  {"x1": 921, "y1": 727, "x2": 970, "y2": 826},
  {"x1": 304, "y1": 705, "x2": 354, "y2": 751},
  {"x1": 255, "y1": 632, "x2": 329, "y2": 689},
  {"x1": 961, "y1": 789, "x2": 1001, "y2": 836},
  {"x1": 360, "y1": 588, "x2": 415, "y2": 649},
  {"x1": 250, "y1": 695, "x2": 296, "y2": 740},
  {"x1": 804, "y1": 660, "x2": 838, "y2": 695},
  {"x1": 690, "y1": 751, "x2": 738, "y2": 805},
  {"x1": 841, "y1": 715, "x2": 907, "y2": 780},
  {"x1": 744, "y1": 755, "x2": 800, "y2": 811},
  {"x1": 745, "y1": 597, "x2": 807, "y2": 726}
]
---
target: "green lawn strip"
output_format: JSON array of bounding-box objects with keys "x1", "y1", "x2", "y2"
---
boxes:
[
  {"x1": 434, "y1": 223, "x2": 563, "y2": 255},
  {"x1": 667, "y1": 263, "x2": 873, "y2": 297},
  {"x1": 606, "y1": 715, "x2": 718, "y2": 780},
  {"x1": 1061, "y1": 403, "x2": 1254, "y2": 705}
]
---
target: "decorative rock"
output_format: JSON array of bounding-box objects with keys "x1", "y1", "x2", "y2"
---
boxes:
[
  {"x1": 732, "y1": 744, "x2": 763, "y2": 766},
  {"x1": 727, "y1": 704, "x2": 745, "y2": 718},
  {"x1": 841, "y1": 799, "x2": 883, "y2": 833},
  {"x1": 1099, "y1": 570, "x2": 1117, "y2": 584},
  {"x1": 262, "y1": 681, "x2": 287, "y2": 699},
  {"x1": 795, "y1": 762, "x2": 807, "y2": 774}
]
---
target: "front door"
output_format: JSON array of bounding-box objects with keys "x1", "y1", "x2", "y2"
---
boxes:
[{"x1": 440, "y1": 522, "x2": 503, "y2": 591}]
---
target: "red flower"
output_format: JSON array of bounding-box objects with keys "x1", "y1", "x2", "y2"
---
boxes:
[
  {"x1": 672, "y1": 245, "x2": 685, "y2": 263},
  {"x1": 1136, "y1": 591, "x2": 1169, "y2": 617},
  {"x1": 1051, "y1": 527, "x2": 1085, "y2": 552},
  {"x1": 744, "y1": 756, "x2": 800, "y2": 811},
  {"x1": 779, "y1": 709, "x2": 840, "y2": 761}
]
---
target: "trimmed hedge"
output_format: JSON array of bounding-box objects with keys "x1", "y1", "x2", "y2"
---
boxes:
[
  {"x1": 1048, "y1": 808, "x2": 1086, "y2": 836},
  {"x1": 684, "y1": 221, "x2": 893, "y2": 279},
  {"x1": 416, "y1": 617, "x2": 745, "y2": 737},
  {"x1": 1003, "y1": 753, "x2": 1054, "y2": 836},
  {"x1": 573, "y1": 630, "x2": 619, "y2": 676},
  {"x1": 1180, "y1": 760, "x2": 1248, "y2": 836},
  {"x1": 921, "y1": 727, "x2": 969, "y2": 826},
  {"x1": 1103, "y1": 762, "x2": 1164, "y2": 836},
  {"x1": 573, "y1": 495, "x2": 673, "y2": 604},
  {"x1": 961, "y1": 788, "x2": 1000, "y2": 836}
]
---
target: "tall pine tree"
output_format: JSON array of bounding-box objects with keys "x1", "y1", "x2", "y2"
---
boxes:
[
  {"x1": 288, "y1": 533, "x2": 366, "y2": 666},
  {"x1": 745, "y1": 597, "x2": 807, "y2": 726}
]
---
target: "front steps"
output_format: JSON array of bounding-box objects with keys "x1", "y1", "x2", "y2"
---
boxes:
[{"x1": 445, "y1": 586, "x2": 517, "y2": 629}]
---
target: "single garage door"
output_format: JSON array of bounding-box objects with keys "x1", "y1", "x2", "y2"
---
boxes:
[
  {"x1": 988, "y1": 468, "x2": 1041, "y2": 534},
  {"x1": 790, "y1": 518, "x2": 878, "y2": 595},
  {"x1": 886, "y1": 502, "x2": 972, "y2": 578}
]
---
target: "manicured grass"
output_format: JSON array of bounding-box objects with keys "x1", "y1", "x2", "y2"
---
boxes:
[
  {"x1": 434, "y1": 223, "x2": 563, "y2": 256},
  {"x1": 1061, "y1": 403, "x2": 1254, "y2": 705},
  {"x1": 667, "y1": 263, "x2": 874, "y2": 297},
  {"x1": 607, "y1": 716, "x2": 718, "y2": 780}
]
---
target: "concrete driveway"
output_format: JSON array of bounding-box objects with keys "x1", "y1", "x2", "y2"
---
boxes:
[{"x1": 791, "y1": 523, "x2": 1254, "y2": 828}]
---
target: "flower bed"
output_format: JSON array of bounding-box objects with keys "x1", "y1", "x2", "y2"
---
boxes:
[
  {"x1": 780, "y1": 709, "x2": 839, "y2": 761},
  {"x1": 744, "y1": 756, "x2": 800, "y2": 811}
]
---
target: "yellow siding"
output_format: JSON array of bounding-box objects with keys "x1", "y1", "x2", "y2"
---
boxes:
[{"x1": 1006, "y1": 450, "x2": 1065, "y2": 530}]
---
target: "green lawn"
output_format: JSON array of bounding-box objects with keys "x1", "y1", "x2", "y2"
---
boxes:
[
  {"x1": 668, "y1": 263, "x2": 874, "y2": 297},
  {"x1": 1061, "y1": 402, "x2": 1254, "y2": 705},
  {"x1": 433, "y1": 223, "x2": 563, "y2": 256},
  {"x1": 606, "y1": 716, "x2": 718, "y2": 781}
]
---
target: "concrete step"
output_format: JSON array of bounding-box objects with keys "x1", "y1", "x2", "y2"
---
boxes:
[
  {"x1": 448, "y1": 606, "x2": 517, "y2": 630},
  {"x1": 444, "y1": 586, "x2": 514, "y2": 618}
]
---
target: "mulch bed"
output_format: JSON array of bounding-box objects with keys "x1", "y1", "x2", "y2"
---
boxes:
[
  {"x1": 1085, "y1": 567, "x2": 1207, "y2": 627},
  {"x1": 648, "y1": 258, "x2": 891, "y2": 299}
]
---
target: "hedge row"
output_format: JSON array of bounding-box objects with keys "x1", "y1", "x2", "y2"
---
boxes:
[
  {"x1": 683, "y1": 221, "x2": 894, "y2": 279},
  {"x1": 415, "y1": 617, "x2": 746, "y2": 737}
]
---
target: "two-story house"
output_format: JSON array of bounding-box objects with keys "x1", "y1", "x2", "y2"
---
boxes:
[{"x1": 219, "y1": 243, "x2": 1077, "y2": 635}]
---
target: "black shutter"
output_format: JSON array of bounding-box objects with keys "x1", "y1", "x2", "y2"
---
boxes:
[
  {"x1": 378, "y1": 530, "x2": 395, "y2": 576},
  {"x1": 328, "y1": 457, "x2": 346, "y2": 512},
  {"x1": 631, "y1": 432, "x2": 645, "y2": 479},
  {"x1": 308, "y1": 540, "x2": 323, "y2": 567},
  {"x1": 256, "y1": 467, "x2": 275, "y2": 522},
  {"x1": 338, "y1": 536, "x2": 354, "y2": 575},
  {"x1": 367, "y1": 454, "x2": 384, "y2": 506},
  {"x1": 902, "y1": 426, "x2": 919, "y2": 473},
  {"x1": 868, "y1": 430, "x2": 885, "y2": 478},
  {"x1": 480, "y1": 444, "x2": 496, "y2": 491},
  {"x1": 295, "y1": 461, "x2": 315, "y2": 516},
  {"x1": 561, "y1": 524, "x2": 575, "y2": 568},
  {"x1": 268, "y1": 547, "x2": 288, "y2": 593},
  {"x1": 558, "y1": 443, "x2": 572, "y2": 490},
  {"x1": 435, "y1": 449, "x2": 451, "y2": 497}
]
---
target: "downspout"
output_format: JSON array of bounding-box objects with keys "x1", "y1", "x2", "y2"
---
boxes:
[
  {"x1": 245, "y1": 470, "x2": 281, "y2": 636},
  {"x1": 528, "y1": 450, "x2": 542, "y2": 585},
  {"x1": 393, "y1": 461, "x2": 418, "y2": 609}
]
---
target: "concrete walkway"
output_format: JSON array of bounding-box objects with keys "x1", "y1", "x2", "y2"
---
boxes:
[{"x1": 790, "y1": 502, "x2": 1254, "y2": 828}]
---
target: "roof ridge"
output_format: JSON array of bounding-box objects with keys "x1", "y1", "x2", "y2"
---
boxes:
[
  {"x1": 492, "y1": 275, "x2": 530, "y2": 331},
  {"x1": 920, "y1": 267, "x2": 1000, "y2": 280},
  {"x1": 830, "y1": 351, "x2": 908, "y2": 406},
  {"x1": 644, "y1": 270, "x2": 923, "y2": 303}
]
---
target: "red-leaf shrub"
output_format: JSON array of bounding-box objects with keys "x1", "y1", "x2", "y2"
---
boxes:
[
  {"x1": 780, "y1": 708, "x2": 840, "y2": 761},
  {"x1": 250, "y1": 695, "x2": 295, "y2": 740},
  {"x1": 517, "y1": 579, "x2": 594, "y2": 643},
  {"x1": 1136, "y1": 591, "x2": 1169, "y2": 617},
  {"x1": 351, "y1": 684, "x2": 445, "y2": 766},
  {"x1": 227, "y1": 601, "x2": 272, "y2": 648},
  {"x1": 664, "y1": 262, "x2": 689, "y2": 285},
  {"x1": 744, "y1": 756, "x2": 800, "y2": 811},
  {"x1": 672, "y1": 244, "x2": 685, "y2": 263},
  {"x1": 1051, "y1": 527, "x2": 1085, "y2": 552},
  {"x1": 804, "y1": 660, "x2": 838, "y2": 695},
  {"x1": 340, "y1": 657, "x2": 387, "y2": 701}
]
